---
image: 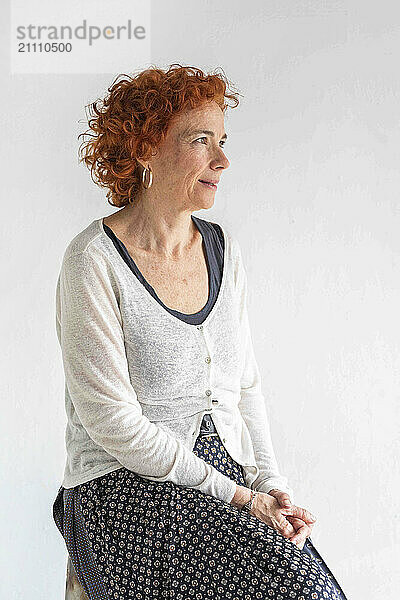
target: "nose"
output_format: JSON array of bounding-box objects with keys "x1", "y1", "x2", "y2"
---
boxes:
[{"x1": 212, "y1": 147, "x2": 230, "y2": 171}]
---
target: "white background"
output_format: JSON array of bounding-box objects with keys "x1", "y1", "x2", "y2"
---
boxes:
[{"x1": 1, "y1": 1, "x2": 399, "y2": 598}]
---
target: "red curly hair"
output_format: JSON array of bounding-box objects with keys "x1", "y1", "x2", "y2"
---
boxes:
[{"x1": 78, "y1": 63, "x2": 241, "y2": 207}]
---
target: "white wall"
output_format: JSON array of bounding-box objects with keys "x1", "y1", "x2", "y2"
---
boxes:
[{"x1": 1, "y1": 1, "x2": 399, "y2": 598}]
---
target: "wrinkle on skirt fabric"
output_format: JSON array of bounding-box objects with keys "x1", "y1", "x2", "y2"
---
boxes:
[{"x1": 53, "y1": 422, "x2": 348, "y2": 600}]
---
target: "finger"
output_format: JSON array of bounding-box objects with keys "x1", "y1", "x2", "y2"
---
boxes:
[
  {"x1": 289, "y1": 522, "x2": 312, "y2": 545},
  {"x1": 306, "y1": 521, "x2": 315, "y2": 534},
  {"x1": 274, "y1": 513, "x2": 296, "y2": 538},
  {"x1": 286, "y1": 516, "x2": 315, "y2": 535},
  {"x1": 293, "y1": 538, "x2": 306, "y2": 550},
  {"x1": 291, "y1": 536, "x2": 306, "y2": 550},
  {"x1": 280, "y1": 521, "x2": 296, "y2": 538},
  {"x1": 286, "y1": 505, "x2": 317, "y2": 523},
  {"x1": 284, "y1": 516, "x2": 309, "y2": 541},
  {"x1": 278, "y1": 493, "x2": 292, "y2": 510},
  {"x1": 285, "y1": 516, "x2": 305, "y2": 529},
  {"x1": 268, "y1": 490, "x2": 292, "y2": 510}
]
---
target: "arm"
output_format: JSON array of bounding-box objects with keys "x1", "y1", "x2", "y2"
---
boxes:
[
  {"x1": 56, "y1": 248, "x2": 237, "y2": 503},
  {"x1": 235, "y1": 241, "x2": 295, "y2": 503}
]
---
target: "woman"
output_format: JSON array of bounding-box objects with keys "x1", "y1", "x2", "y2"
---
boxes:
[{"x1": 52, "y1": 64, "x2": 348, "y2": 599}]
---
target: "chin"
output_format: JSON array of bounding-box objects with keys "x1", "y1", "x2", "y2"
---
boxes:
[{"x1": 196, "y1": 199, "x2": 215, "y2": 211}]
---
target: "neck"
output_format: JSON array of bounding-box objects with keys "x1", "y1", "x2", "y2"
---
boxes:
[{"x1": 111, "y1": 201, "x2": 200, "y2": 259}]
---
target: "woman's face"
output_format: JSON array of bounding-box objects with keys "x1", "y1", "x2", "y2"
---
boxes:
[{"x1": 148, "y1": 100, "x2": 230, "y2": 211}]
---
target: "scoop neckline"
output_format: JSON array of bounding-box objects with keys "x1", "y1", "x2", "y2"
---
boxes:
[
  {"x1": 103, "y1": 215, "x2": 214, "y2": 319},
  {"x1": 94, "y1": 216, "x2": 229, "y2": 329}
]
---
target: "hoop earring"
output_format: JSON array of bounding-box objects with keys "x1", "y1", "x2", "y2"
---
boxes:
[{"x1": 142, "y1": 166, "x2": 153, "y2": 189}]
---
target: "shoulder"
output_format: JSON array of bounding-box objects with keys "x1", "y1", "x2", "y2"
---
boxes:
[
  {"x1": 61, "y1": 218, "x2": 110, "y2": 266},
  {"x1": 62, "y1": 218, "x2": 102, "y2": 259},
  {"x1": 57, "y1": 218, "x2": 120, "y2": 295}
]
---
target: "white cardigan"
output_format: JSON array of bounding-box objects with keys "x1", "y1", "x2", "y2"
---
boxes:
[{"x1": 56, "y1": 217, "x2": 294, "y2": 504}]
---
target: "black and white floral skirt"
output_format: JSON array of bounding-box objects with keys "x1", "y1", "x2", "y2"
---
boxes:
[{"x1": 53, "y1": 426, "x2": 348, "y2": 599}]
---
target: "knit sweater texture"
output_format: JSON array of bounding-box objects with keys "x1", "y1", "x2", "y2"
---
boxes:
[{"x1": 55, "y1": 217, "x2": 294, "y2": 504}]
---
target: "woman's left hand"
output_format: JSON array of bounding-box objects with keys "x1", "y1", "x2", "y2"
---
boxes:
[
  {"x1": 283, "y1": 515, "x2": 313, "y2": 549},
  {"x1": 268, "y1": 489, "x2": 316, "y2": 550}
]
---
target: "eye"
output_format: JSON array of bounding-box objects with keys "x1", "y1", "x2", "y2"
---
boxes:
[{"x1": 194, "y1": 137, "x2": 227, "y2": 147}]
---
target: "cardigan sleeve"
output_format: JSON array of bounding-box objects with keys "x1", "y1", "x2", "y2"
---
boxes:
[
  {"x1": 56, "y1": 248, "x2": 237, "y2": 504},
  {"x1": 235, "y1": 240, "x2": 295, "y2": 503}
]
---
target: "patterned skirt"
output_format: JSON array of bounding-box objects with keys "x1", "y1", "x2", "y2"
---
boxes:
[{"x1": 53, "y1": 422, "x2": 348, "y2": 600}]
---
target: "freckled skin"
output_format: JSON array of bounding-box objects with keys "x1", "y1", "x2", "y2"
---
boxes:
[
  {"x1": 103, "y1": 100, "x2": 230, "y2": 314},
  {"x1": 138, "y1": 100, "x2": 230, "y2": 219}
]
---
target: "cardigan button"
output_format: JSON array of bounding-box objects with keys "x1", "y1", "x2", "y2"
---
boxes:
[
  {"x1": 205, "y1": 389, "x2": 212, "y2": 396},
  {"x1": 205, "y1": 356, "x2": 211, "y2": 364},
  {"x1": 197, "y1": 325, "x2": 203, "y2": 330}
]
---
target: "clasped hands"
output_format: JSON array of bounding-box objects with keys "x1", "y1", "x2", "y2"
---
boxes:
[{"x1": 254, "y1": 488, "x2": 317, "y2": 550}]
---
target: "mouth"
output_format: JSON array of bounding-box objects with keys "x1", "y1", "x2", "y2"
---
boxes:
[{"x1": 198, "y1": 180, "x2": 218, "y2": 190}]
